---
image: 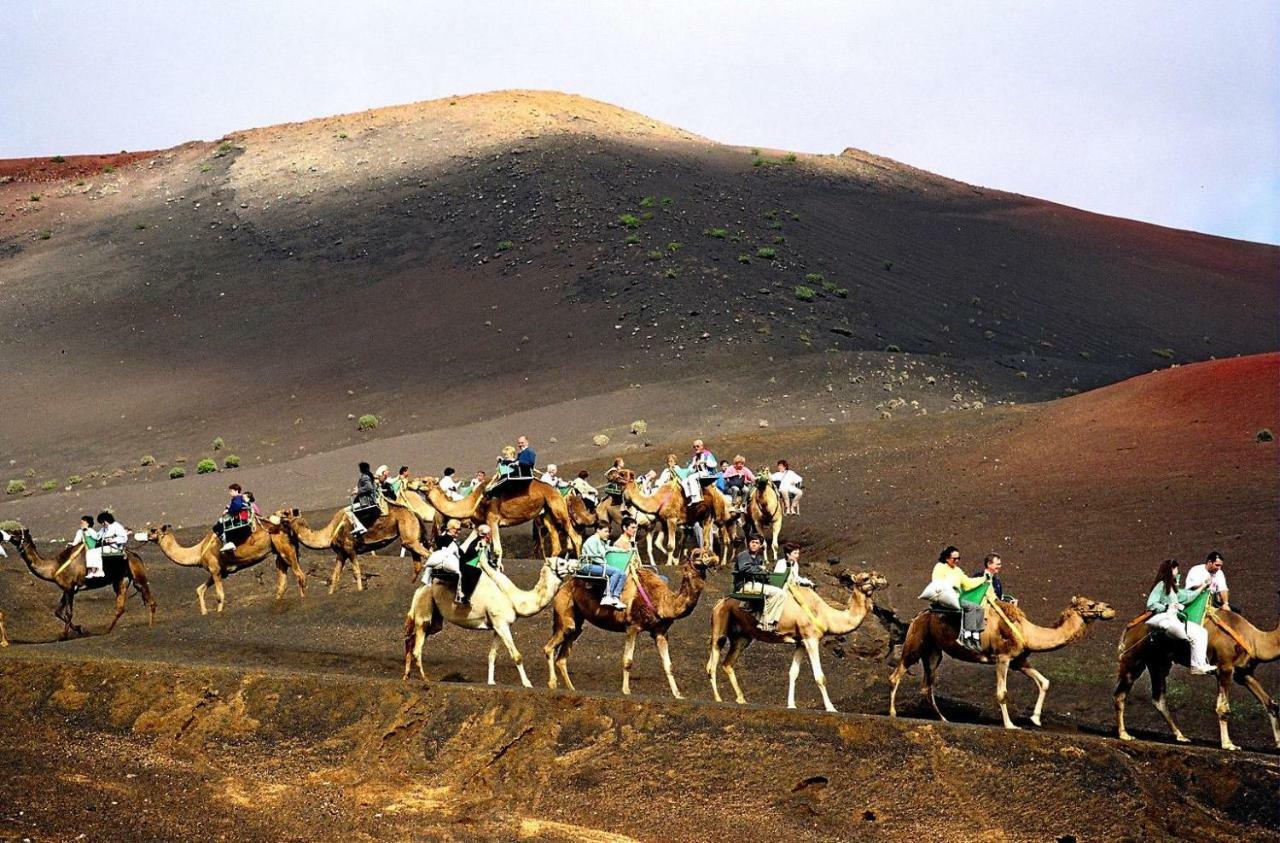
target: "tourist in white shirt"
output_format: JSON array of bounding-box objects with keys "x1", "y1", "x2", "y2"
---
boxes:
[
  {"x1": 540, "y1": 464, "x2": 569, "y2": 489},
  {"x1": 438, "y1": 467, "x2": 464, "y2": 500},
  {"x1": 1185, "y1": 551, "x2": 1230, "y2": 611},
  {"x1": 770, "y1": 459, "x2": 804, "y2": 515}
]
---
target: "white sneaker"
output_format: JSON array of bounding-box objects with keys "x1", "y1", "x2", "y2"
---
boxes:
[{"x1": 220, "y1": 542, "x2": 236, "y2": 553}]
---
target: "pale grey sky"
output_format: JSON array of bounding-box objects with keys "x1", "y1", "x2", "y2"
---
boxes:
[{"x1": 3, "y1": 0, "x2": 1276, "y2": 243}]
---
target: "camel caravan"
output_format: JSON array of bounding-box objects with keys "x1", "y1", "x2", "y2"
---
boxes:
[{"x1": 1, "y1": 434, "x2": 1276, "y2": 754}]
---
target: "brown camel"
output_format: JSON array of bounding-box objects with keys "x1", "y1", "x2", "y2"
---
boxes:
[
  {"x1": 1114, "y1": 608, "x2": 1280, "y2": 751},
  {"x1": 686, "y1": 485, "x2": 740, "y2": 565},
  {"x1": 564, "y1": 491, "x2": 660, "y2": 564},
  {"x1": 423, "y1": 478, "x2": 581, "y2": 559},
  {"x1": 706, "y1": 571, "x2": 887, "y2": 712},
  {"x1": 402, "y1": 556, "x2": 573, "y2": 687},
  {"x1": 746, "y1": 476, "x2": 784, "y2": 562},
  {"x1": 889, "y1": 595, "x2": 1116, "y2": 729},
  {"x1": 0, "y1": 608, "x2": 7, "y2": 647},
  {"x1": 278, "y1": 503, "x2": 432, "y2": 593},
  {"x1": 2, "y1": 527, "x2": 156, "y2": 639},
  {"x1": 146, "y1": 521, "x2": 304, "y2": 615},
  {"x1": 544, "y1": 548, "x2": 715, "y2": 699}
]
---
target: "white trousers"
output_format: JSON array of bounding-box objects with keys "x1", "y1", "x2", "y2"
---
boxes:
[{"x1": 739, "y1": 581, "x2": 787, "y2": 626}]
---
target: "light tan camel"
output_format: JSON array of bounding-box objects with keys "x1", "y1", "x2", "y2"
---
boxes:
[
  {"x1": 706, "y1": 571, "x2": 887, "y2": 712},
  {"x1": 0, "y1": 608, "x2": 7, "y2": 647},
  {"x1": 620, "y1": 476, "x2": 688, "y2": 566},
  {"x1": 889, "y1": 596, "x2": 1116, "y2": 729},
  {"x1": 278, "y1": 502, "x2": 432, "y2": 593},
  {"x1": 423, "y1": 478, "x2": 581, "y2": 558},
  {"x1": 1114, "y1": 608, "x2": 1280, "y2": 751},
  {"x1": 544, "y1": 548, "x2": 715, "y2": 699},
  {"x1": 746, "y1": 476, "x2": 784, "y2": 562},
  {"x1": 146, "y1": 521, "x2": 304, "y2": 615},
  {"x1": 402, "y1": 557, "x2": 573, "y2": 687},
  {"x1": 3, "y1": 527, "x2": 156, "y2": 638}
]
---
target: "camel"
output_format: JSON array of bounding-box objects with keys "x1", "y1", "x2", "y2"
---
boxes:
[
  {"x1": 423, "y1": 478, "x2": 580, "y2": 559},
  {"x1": 544, "y1": 548, "x2": 715, "y2": 699},
  {"x1": 2, "y1": 528, "x2": 156, "y2": 638},
  {"x1": 746, "y1": 476, "x2": 784, "y2": 562},
  {"x1": 889, "y1": 595, "x2": 1116, "y2": 729},
  {"x1": 1114, "y1": 608, "x2": 1280, "y2": 751},
  {"x1": 619, "y1": 473, "x2": 724, "y2": 566},
  {"x1": 278, "y1": 502, "x2": 432, "y2": 593},
  {"x1": 402, "y1": 556, "x2": 573, "y2": 687},
  {"x1": 564, "y1": 491, "x2": 660, "y2": 565},
  {"x1": 706, "y1": 571, "x2": 888, "y2": 712},
  {"x1": 0, "y1": 608, "x2": 7, "y2": 647},
  {"x1": 146, "y1": 521, "x2": 304, "y2": 615}
]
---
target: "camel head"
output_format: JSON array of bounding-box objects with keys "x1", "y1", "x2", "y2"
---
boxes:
[
  {"x1": 146, "y1": 524, "x2": 175, "y2": 542},
  {"x1": 1069, "y1": 595, "x2": 1117, "y2": 621},
  {"x1": 754, "y1": 475, "x2": 771, "y2": 491},
  {"x1": 411, "y1": 476, "x2": 439, "y2": 492},
  {"x1": 685, "y1": 547, "x2": 718, "y2": 573},
  {"x1": 545, "y1": 556, "x2": 576, "y2": 579},
  {"x1": 848, "y1": 570, "x2": 889, "y2": 595},
  {"x1": 614, "y1": 469, "x2": 637, "y2": 484},
  {"x1": 1, "y1": 527, "x2": 29, "y2": 549}
]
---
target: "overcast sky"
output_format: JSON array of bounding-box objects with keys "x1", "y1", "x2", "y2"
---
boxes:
[{"x1": 3, "y1": 1, "x2": 1276, "y2": 243}]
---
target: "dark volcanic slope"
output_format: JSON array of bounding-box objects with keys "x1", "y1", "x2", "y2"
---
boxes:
[{"x1": 1, "y1": 90, "x2": 1275, "y2": 488}]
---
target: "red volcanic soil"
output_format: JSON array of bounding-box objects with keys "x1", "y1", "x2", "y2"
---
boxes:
[{"x1": 0, "y1": 150, "x2": 156, "y2": 183}]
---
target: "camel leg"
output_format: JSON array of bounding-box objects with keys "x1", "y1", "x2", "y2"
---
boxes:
[
  {"x1": 282, "y1": 547, "x2": 307, "y2": 599},
  {"x1": 352, "y1": 553, "x2": 365, "y2": 591},
  {"x1": 922, "y1": 648, "x2": 947, "y2": 722},
  {"x1": 1148, "y1": 660, "x2": 1190, "y2": 744},
  {"x1": 1114, "y1": 651, "x2": 1147, "y2": 742},
  {"x1": 195, "y1": 575, "x2": 212, "y2": 616},
  {"x1": 802, "y1": 635, "x2": 837, "y2": 713},
  {"x1": 1018, "y1": 663, "x2": 1051, "y2": 727},
  {"x1": 888, "y1": 643, "x2": 922, "y2": 719},
  {"x1": 1236, "y1": 672, "x2": 1280, "y2": 748},
  {"x1": 213, "y1": 570, "x2": 227, "y2": 613},
  {"x1": 995, "y1": 657, "x2": 1020, "y2": 729},
  {"x1": 705, "y1": 637, "x2": 723, "y2": 702},
  {"x1": 621, "y1": 627, "x2": 639, "y2": 696},
  {"x1": 487, "y1": 633, "x2": 499, "y2": 685},
  {"x1": 329, "y1": 555, "x2": 345, "y2": 595},
  {"x1": 106, "y1": 579, "x2": 128, "y2": 634},
  {"x1": 494, "y1": 621, "x2": 532, "y2": 688},
  {"x1": 1215, "y1": 668, "x2": 1239, "y2": 751},
  {"x1": 654, "y1": 631, "x2": 683, "y2": 700},
  {"x1": 723, "y1": 635, "x2": 750, "y2": 705},
  {"x1": 403, "y1": 616, "x2": 429, "y2": 682},
  {"x1": 786, "y1": 646, "x2": 803, "y2": 709},
  {"x1": 488, "y1": 514, "x2": 503, "y2": 560},
  {"x1": 0, "y1": 610, "x2": 7, "y2": 647},
  {"x1": 54, "y1": 592, "x2": 74, "y2": 639},
  {"x1": 274, "y1": 559, "x2": 289, "y2": 601},
  {"x1": 545, "y1": 619, "x2": 581, "y2": 692}
]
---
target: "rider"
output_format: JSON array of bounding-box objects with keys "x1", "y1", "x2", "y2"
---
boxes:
[
  {"x1": 455, "y1": 524, "x2": 496, "y2": 605},
  {"x1": 540, "y1": 463, "x2": 569, "y2": 489},
  {"x1": 439, "y1": 467, "x2": 463, "y2": 500},
  {"x1": 1145, "y1": 559, "x2": 1214, "y2": 674},
  {"x1": 971, "y1": 554, "x2": 1015, "y2": 604},
  {"x1": 348, "y1": 463, "x2": 377, "y2": 536},
  {"x1": 97, "y1": 511, "x2": 128, "y2": 556},
  {"x1": 243, "y1": 491, "x2": 262, "y2": 517},
  {"x1": 930, "y1": 546, "x2": 989, "y2": 650},
  {"x1": 721, "y1": 455, "x2": 755, "y2": 509},
  {"x1": 215, "y1": 483, "x2": 249, "y2": 552},
  {"x1": 576, "y1": 523, "x2": 625, "y2": 608},
  {"x1": 1185, "y1": 551, "x2": 1230, "y2": 611},
  {"x1": 600, "y1": 517, "x2": 639, "y2": 609},
  {"x1": 571, "y1": 470, "x2": 599, "y2": 510},
  {"x1": 515, "y1": 435, "x2": 536, "y2": 478},
  {"x1": 734, "y1": 535, "x2": 785, "y2": 630},
  {"x1": 71, "y1": 514, "x2": 103, "y2": 578},
  {"x1": 420, "y1": 519, "x2": 464, "y2": 584},
  {"x1": 771, "y1": 460, "x2": 804, "y2": 515}
]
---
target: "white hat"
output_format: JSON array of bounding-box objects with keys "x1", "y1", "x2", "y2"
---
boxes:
[{"x1": 375, "y1": 464, "x2": 389, "y2": 476}]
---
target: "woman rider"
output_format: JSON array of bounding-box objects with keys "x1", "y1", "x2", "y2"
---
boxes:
[{"x1": 1145, "y1": 559, "x2": 1214, "y2": 674}]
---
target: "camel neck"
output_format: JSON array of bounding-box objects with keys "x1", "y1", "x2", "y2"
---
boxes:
[
  {"x1": 1019, "y1": 608, "x2": 1087, "y2": 652},
  {"x1": 17, "y1": 538, "x2": 61, "y2": 582}
]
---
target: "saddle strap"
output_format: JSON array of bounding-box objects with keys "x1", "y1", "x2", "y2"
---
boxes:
[
  {"x1": 985, "y1": 594, "x2": 1025, "y2": 647},
  {"x1": 1205, "y1": 608, "x2": 1252, "y2": 656},
  {"x1": 786, "y1": 581, "x2": 825, "y2": 635}
]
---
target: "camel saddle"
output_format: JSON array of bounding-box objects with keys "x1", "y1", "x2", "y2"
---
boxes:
[
  {"x1": 351, "y1": 502, "x2": 382, "y2": 528},
  {"x1": 218, "y1": 514, "x2": 253, "y2": 547}
]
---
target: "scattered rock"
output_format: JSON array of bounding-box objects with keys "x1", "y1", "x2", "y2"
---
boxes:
[
  {"x1": 592, "y1": 434, "x2": 610, "y2": 447},
  {"x1": 630, "y1": 419, "x2": 647, "y2": 435},
  {"x1": 757, "y1": 419, "x2": 769, "y2": 428}
]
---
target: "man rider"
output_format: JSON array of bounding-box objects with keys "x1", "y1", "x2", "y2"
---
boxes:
[
  {"x1": 971, "y1": 554, "x2": 1015, "y2": 604},
  {"x1": 455, "y1": 524, "x2": 496, "y2": 605},
  {"x1": 734, "y1": 535, "x2": 787, "y2": 630},
  {"x1": 1185, "y1": 551, "x2": 1230, "y2": 611},
  {"x1": 349, "y1": 463, "x2": 377, "y2": 536},
  {"x1": 577, "y1": 523, "x2": 624, "y2": 608},
  {"x1": 515, "y1": 435, "x2": 536, "y2": 478}
]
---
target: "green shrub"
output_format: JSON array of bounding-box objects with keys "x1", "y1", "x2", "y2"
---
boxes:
[
  {"x1": 752, "y1": 157, "x2": 765, "y2": 167},
  {"x1": 772, "y1": 235, "x2": 785, "y2": 245},
  {"x1": 496, "y1": 240, "x2": 514, "y2": 251},
  {"x1": 135, "y1": 223, "x2": 148, "y2": 230},
  {"x1": 214, "y1": 140, "x2": 234, "y2": 156},
  {"x1": 647, "y1": 250, "x2": 663, "y2": 261},
  {"x1": 6, "y1": 480, "x2": 26, "y2": 495},
  {"x1": 660, "y1": 197, "x2": 673, "y2": 207},
  {"x1": 102, "y1": 164, "x2": 115, "y2": 173},
  {"x1": 666, "y1": 241, "x2": 683, "y2": 252},
  {"x1": 756, "y1": 247, "x2": 777, "y2": 259},
  {"x1": 805, "y1": 272, "x2": 825, "y2": 284},
  {"x1": 358, "y1": 414, "x2": 379, "y2": 431},
  {"x1": 821, "y1": 280, "x2": 838, "y2": 292},
  {"x1": 834, "y1": 287, "x2": 849, "y2": 298},
  {"x1": 638, "y1": 196, "x2": 656, "y2": 208},
  {"x1": 30, "y1": 194, "x2": 41, "y2": 202},
  {"x1": 224, "y1": 455, "x2": 241, "y2": 469},
  {"x1": 212, "y1": 436, "x2": 224, "y2": 451},
  {"x1": 199, "y1": 163, "x2": 212, "y2": 173},
  {"x1": 794, "y1": 286, "x2": 816, "y2": 302},
  {"x1": 738, "y1": 254, "x2": 752, "y2": 264},
  {"x1": 38, "y1": 230, "x2": 51, "y2": 240},
  {"x1": 40, "y1": 480, "x2": 57, "y2": 491},
  {"x1": 783, "y1": 153, "x2": 797, "y2": 164},
  {"x1": 704, "y1": 228, "x2": 727, "y2": 239},
  {"x1": 882, "y1": 260, "x2": 894, "y2": 271},
  {"x1": 140, "y1": 455, "x2": 155, "y2": 466},
  {"x1": 624, "y1": 233, "x2": 641, "y2": 245},
  {"x1": 0, "y1": 519, "x2": 22, "y2": 532},
  {"x1": 664, "y1": 268, "x2": 679, "y2": 279},
  {"x1": 767, "y1": 220, "x2": 783, "y2": 230},
  {"x1": 169, "y1": 466, "x2": 186, "y2": 479},
  {"x1": 1151, "y1": 348, "x2": 1174, "y2": 360},
  {"x1": 618, "y1": 213, "x2": 642, "y2": 229},
  {"x1": 67, "y1": 475, "x2": 82, "y2": 486},
  {"x1": 337, "y1": 132, "x2": 348, "y2": 139},
  {"x1": 1257, "y1": 429, "x2": 1275, "y2": 443},
  {"x1": 51, "y1": 155, "x2": 66, "y2": 163},
  {"x1": 196, "y1": 458, "x2": 218, "y2": 474}
]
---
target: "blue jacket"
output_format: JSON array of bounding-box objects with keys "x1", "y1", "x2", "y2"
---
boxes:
[
  {"x1": 517, "y1": 447, "x2": 536, "y2": 470},
  {"x1": 226, "y1": 495, "x2": 248, "y2": 517}
]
